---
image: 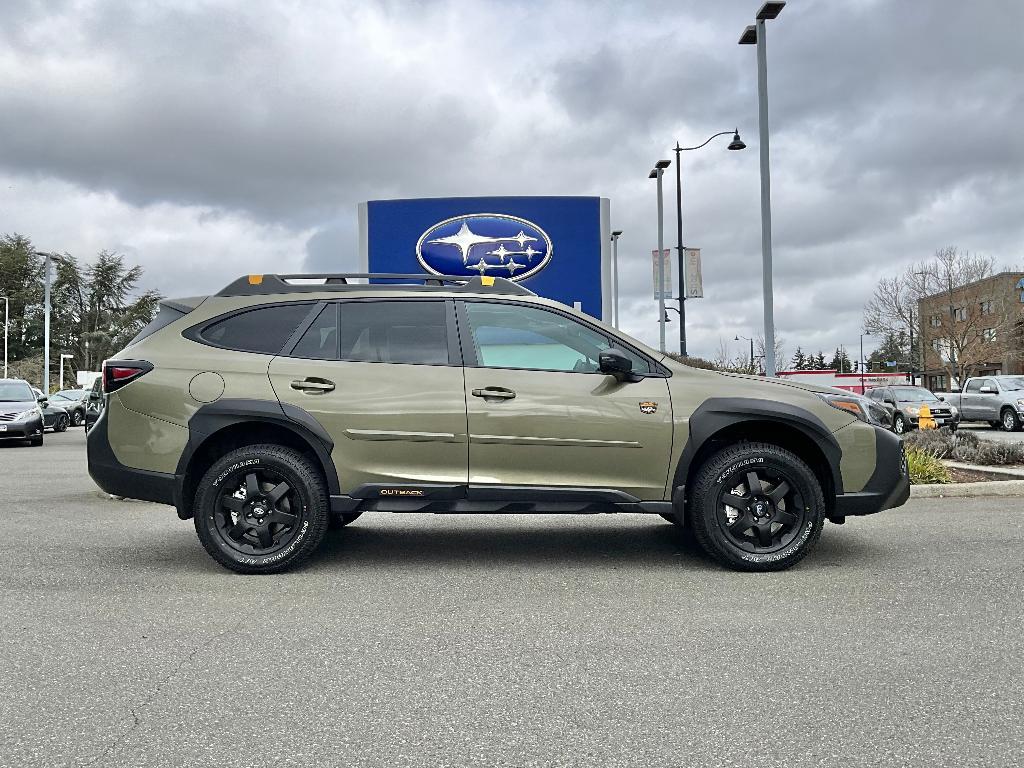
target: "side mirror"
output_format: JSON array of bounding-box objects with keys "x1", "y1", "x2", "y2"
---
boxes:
[
  {"x1": 979, "y1": 386, "x2": 994, "y2": 394},
  {"x1": 37, "y1": 394, "x2": 47, "y2": 405},
  {"x1": 599, "y1": 349, "x2": 639, "y2": 382},
  {"x1": 938, "y1": 395, "x2": 946, "y2": 401}
]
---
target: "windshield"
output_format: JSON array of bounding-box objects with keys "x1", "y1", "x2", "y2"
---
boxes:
[
  {"x1": 0, "y1": 382, "x2": 34, "y2": 401},
  {"x1": 891, "y1": 387, "x2": 939, "y2": 403},
  {"x1": 53, "y1": 390, "x2": 85, "y2": 400},
  {"x1": 999, "y1": 377, "x2": 1024, "y2": 391}
]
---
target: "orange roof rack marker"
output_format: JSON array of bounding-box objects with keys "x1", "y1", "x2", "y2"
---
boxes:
[
  {"x1": 481, "y1": 276, "x2": 495, "y2": 286},
  {"x1": 248, "y1": 274, "x2": 264, "y2": 285}
]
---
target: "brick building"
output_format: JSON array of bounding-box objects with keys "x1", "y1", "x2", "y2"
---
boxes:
[{"x1": 917, "y1": 271, "x2": 1024, "y2": 391}]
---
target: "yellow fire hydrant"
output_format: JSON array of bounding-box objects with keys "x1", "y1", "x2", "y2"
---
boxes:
[{"x1": 918, "y1": 403, "x2": 937, "y2": 430}]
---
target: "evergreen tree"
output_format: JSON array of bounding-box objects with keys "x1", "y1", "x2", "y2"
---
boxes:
[
  {"x1": 813, "y1": 351, "x2": 827, "y2": 370},
  {"x1": 828, "y1": 347, "x2": 852, "y2": 373},
  {"x1": 790, "y1": 347, "x2": 807, "y2": 370}
]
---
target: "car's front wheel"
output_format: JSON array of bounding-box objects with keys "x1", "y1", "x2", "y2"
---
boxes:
[
  {"x1": 1001, "y1": 408, "x2": 1021, "y2": 432},
  {"x1": 689, "y1": 442, "x2": 825, "y2": 572},
  {"x1": 892, "y1": 413, "x2": 907, "y2": 435},
  {"x1": 54, "y1": 413, "x2": 69, "y2": 433},
  {"x1": 71, "y1": 409, "x2": 83, "y2": 427},
  {"x1": 194, "y1": 444, "x2": 329, "y2": 574}
]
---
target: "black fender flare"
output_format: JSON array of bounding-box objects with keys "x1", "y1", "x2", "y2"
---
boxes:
[
  {"x1": 673, "y1": 397, "x2": 845, "y2": 498},
  {"x1": 174, "y1": 399, "x2": 341, "y2": 515}
]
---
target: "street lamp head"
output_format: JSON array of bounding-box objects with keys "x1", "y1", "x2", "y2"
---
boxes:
[
  {"x1": 611, "y1": 230, "x2": 623, "y2": 237},
  {"x1": 648, "y1": 169, "x2": 659, "y2": 179},
  {"x1": 727, "y1": 130, "x2": 746, "y2": 150},
  {"x1": 738, "y1": 25, "x2": 757, "y2": 45},
  {"x1": 756, "y1": 1, "x2": 786, "y2": 20},
  {"x1": 654, "y1": 159, "x2": 671, "y2": 169}
]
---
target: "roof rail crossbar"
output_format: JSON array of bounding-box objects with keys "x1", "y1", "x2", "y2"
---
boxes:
[{"x1": 216, "y1": 273, "x2": 536, "y2": 297}]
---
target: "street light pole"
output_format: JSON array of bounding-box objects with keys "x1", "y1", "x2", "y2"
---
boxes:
[
  {"x1": 672, "y1": 130, "x2": 746, "y2": 357},
  {"x1": 735, "y1": 334, "x2": 755, "y2": 372},
  {"x1": 740, "y1": 1, "x2": 786, "y2": 377},
  {"x1": 59, "y1": 353, "x2": 74, "y2": 391},
  {"x1": 650, "y1": 160, "x2": 671, "y2": 353},
  {"x1": 42, "y1": 253, "x2": 52, "y2": 394},
  {"x1": 610, "y1": 233, "x2": 618, "y2": 331},
  {"x1": 1, "y1": 295, "x2": 8, "y2": 379}
]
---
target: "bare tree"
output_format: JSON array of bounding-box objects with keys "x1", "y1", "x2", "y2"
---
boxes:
[
  {"x1": 756, "y1": 333, "x2": 785, "y2": 375},
  {"x1": 864, "y1": 246, "x2": 1017, "y2": 386}
]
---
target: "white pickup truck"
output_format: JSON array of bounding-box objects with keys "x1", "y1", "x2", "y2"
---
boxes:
[{"x1": 940, "y1": 375, "x2": 1024, "y2": 431}]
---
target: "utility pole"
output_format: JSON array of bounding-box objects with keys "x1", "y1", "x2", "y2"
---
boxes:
[
  {"x1": 42, "y1": 252, "x2": 52, "y2": 394},
  {"x1": 649, "y1": 160, "x2": 671, "y2": 353}
]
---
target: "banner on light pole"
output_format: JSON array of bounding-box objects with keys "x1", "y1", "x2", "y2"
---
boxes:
[
  {"x1": 684, "y1": 248, "x2": 703, "y2": 299},
  {"x1": 652, "y1": 249, "x2": 672, "y2": 300}
]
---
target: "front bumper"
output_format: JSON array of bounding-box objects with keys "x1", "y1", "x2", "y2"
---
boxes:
[
  {"x1": 0, "y1": 416, "x2": 43, "y2": 440},
  {"x1": 833, "y1": 426, "x2": 910, "y2": 517}
]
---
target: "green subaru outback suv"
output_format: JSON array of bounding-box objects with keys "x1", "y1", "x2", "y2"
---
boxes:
[{"x1": 88, "y1": 273, "x2": 908, "y2": 574}]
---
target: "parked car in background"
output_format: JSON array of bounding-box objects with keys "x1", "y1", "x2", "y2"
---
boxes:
[
  {"x1": 866, "y1": 386, "x2": 960, "y2": 435},
  {"x1": 939, "y1": 376, "x2": 1024, "y2": 432},
  {"x1": 84, "y1": 378, "x2": 103, "y2": 432},
  {"x1": 0, "y1": 379, "x2": 45, "y2": 446},
  {"x1": 49, "y1": 388, "x2": 90, "y2": 426},
  {"x1": 855, "y1": 392, "x2": 898, "y2": 432},
  {"x1": 31, "y1": 388, "x2": 70, "y2": 433}
]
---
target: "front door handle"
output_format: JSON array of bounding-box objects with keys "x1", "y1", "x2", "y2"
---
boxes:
[
  {"x1": 290, "y1": 378, "x2": 335, "y2": 394},
  {"x1": 471, "y1": 387, "x2": 516, "y2": 400}
]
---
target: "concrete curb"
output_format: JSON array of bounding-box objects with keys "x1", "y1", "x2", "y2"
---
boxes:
[
  {"x1": 943, "y1": 460, "x2": 1024, "y2": 478},
  {"x1": 911, "y1": 480, "x2": 1024, "y2": 498}
]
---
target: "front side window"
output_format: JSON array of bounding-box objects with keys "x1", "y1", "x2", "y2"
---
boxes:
[
  {"x1": 199, "y1": 303, "x2": 316, "y2": 354},
  {"x1": 463, "y1": 302, "x2": 652, "y2": 374},
  {"x1": 337, "y1": 301, "x2": 449, "y2": 365},
  {"x1": 966, "y1": 379, "x2": 983, "y2": 393}
]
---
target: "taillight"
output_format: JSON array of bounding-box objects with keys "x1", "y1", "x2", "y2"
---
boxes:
[{"x1": 102, "y1": 360, "x2": 154, "y2": 393}]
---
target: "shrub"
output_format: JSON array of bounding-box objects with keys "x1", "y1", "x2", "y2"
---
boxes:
[
  {"x1": 905, "y1": 447, "x2": 951, "y2": 484},
  {"x1": 902, "y1": 428, "x2": 1024, "y2": 466}
]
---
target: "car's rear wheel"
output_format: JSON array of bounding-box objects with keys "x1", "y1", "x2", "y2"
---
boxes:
[
  {"x1": 1001, "y1": 408, "x2": 1021, "y2": 432},
  {"x1": 194, "y1": 444, "x2": 329, "y2": 574},
  {"x1": 54, "y1": 413, "x2": 69, "y2": 433},
  {"x1": 689, "y1": 442, "x2": 825, "y2": 572},
  {"x1": 892, "y1": 413, "x2": 907, "y2": 435}
]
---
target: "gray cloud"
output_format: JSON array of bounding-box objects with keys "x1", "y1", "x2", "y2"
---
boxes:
[{"x1": 0, "y1": 0, "x2": 1021, "y2": 361}]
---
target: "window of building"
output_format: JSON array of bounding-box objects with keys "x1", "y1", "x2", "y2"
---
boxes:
[
  {"x1": 199, "y1": 303, "x2": 317, "y2": 354},
  {"x1": 981, "y1": 327, "x2": 997, "y2": 343},
  {"x1": 931, "y1": 339, "x2": 943, "y2": 353},
  {"x1": 929, "y1": 315, "x2": 942, "y2": 327},
  {"x1": 979, "y1": 300, "x2": 993, "y2": 316},
  {"x1": 953, "y1": 306, "x2": 968, "y2": 322},
  {"x1": 928, "y1": 375, "x2": 946, "y2": 391}
]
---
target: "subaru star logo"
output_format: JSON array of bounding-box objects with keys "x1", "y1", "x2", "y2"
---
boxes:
[{"x1": 416, "y1": 213, "x2": 553, "y2": 282}]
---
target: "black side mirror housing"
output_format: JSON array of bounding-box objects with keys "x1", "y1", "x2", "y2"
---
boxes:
[{"x1": 599, "y1": 349, "x2": 640, "y2": 382}]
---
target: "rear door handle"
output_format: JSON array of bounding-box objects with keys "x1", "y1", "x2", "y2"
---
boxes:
[
  {"x1": 471, "y1": 387, "x2": 516, "y2": 400},
  {"x1": 290, "y1": 378, "x2": 335, "y2": 393}
]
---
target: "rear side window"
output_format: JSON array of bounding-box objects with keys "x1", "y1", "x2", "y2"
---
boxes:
[
  {"x1": 127, "y1": 304, "x2": 185, "y2": 347},
  {"x1": 337, "y1": 301, "x2": 448, "y2": 365},
  {"x1": 199, "y1": 304, "x2": 315, "y2": 354},
  {"x1": 290, "y1": 305, "x2": 338, "y2": 360}
]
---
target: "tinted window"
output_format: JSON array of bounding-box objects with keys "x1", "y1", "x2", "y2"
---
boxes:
[
  {"x1": 337, "y1": 301, "x2": 448, "y2": 365},
  {"x1": 867, "y1": 389, "x2": 882, "y2": 401},
  {"x1": 127, "y1": 304, "x2": 185, "y2": 347},
  {"x1": 200, "y1": 304, "x2": 315, "y2": 354},
  {"x1": 966, "y1": 379, "x2": 982, "y2": 393},
  {"x1": 290, "y1": 305, "x2": 337, "y2": 360},
  {"x1": 464, "y1": 302, "x2": 652, "y2": 374}
]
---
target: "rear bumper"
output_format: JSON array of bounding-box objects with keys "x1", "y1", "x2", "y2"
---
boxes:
[
  {"x1": 0, "y1": 416, "x2": 43, "y2": 440},
  {"x1": 833, "y1": 426, "x2": 910, "y2": 517},
  {"x1": 87, "y1": 406, "x2": 176, "y2": 505}
]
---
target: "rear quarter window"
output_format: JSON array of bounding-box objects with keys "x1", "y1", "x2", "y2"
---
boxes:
[{"x1": 198, "y1": 303, "x2": 317, "y2": 354}]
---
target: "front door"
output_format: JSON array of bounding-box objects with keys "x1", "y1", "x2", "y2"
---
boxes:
[
  {"x1": 268, "y1": 299, "x2": 468, "y2": 493},
  {"x1": 458, "y1": 300, "x2": 673, "y2": 501}
]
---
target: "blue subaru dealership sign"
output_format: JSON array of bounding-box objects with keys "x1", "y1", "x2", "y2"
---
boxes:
[{"x1": 358, "y1": 196, "x2": 611, "y2": 319}]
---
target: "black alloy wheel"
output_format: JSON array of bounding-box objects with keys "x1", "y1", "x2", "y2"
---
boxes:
[
  {"x1": 54, "y1": 413, "x2": 69, "y2": 433},
  {"x1": 194, "y1": 444, "x2": 329, "y2": 574},
  {"x1": 689, "y1": 442, "x2": 825, "y2": 571},
  {"x1": 71, "y1": 408, "x2": 83, "y2": 427}
]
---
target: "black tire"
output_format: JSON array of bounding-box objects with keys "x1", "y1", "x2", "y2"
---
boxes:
[
  {"x1": 29, "y1": 435, "x2": 43, "y2": 447},
  {"x1": 193, "y1": 444, "x2": 329, "y2": 574},
  {"x1": 54, "y1": 413, "x2": 69, "y2": 433},
  {"x1": 71, "y1": 409, "x2": 83, "y2": 427},
  {"x1": 689, "y1": 442, "x2": 825, "y2": 572},
  {"x1": 892, "y1": 413, "x2": 907, "y2": 435},
  {"x1": 329, "y1": 511, "x2": 363, "y2": 529},
  {"x1": 989, "y1": 421, "x2": 1002, "y2": 430}
]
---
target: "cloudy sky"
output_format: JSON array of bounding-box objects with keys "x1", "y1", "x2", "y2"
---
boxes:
[{"x1": 1, "y1": 0, "x2": 1022, "y2": 362}]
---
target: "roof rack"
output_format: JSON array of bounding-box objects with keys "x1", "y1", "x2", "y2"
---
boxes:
[{"x1": 216, "y1": 273, "x2": 537, "y2": 298}]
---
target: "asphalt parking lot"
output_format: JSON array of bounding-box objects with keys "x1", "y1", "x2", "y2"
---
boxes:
[
  {"x1": 960, "y1": 423, "x2": 1024, "y2": 444},
  {"x1": 3, "y1": 430, "x2": 1023, "y2": 768}
]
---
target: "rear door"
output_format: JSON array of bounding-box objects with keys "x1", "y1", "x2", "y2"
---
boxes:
[
  {"x1": 457, "y1": 300, "x2": 673, "y2": 501},
  {"x1": 268, "y1": 299, "x2": 468, "y2": 493}
]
